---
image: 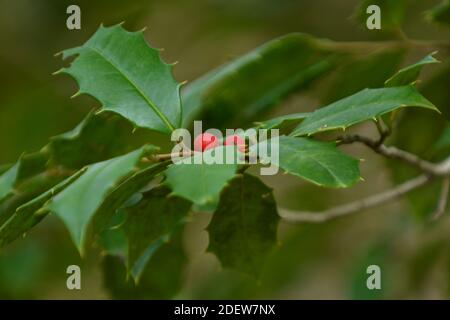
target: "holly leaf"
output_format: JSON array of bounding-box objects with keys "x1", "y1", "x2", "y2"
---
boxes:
[
  {"x1": 182, "y1": 33, "x2": 341, "y2": 128},
  {"x1": 433, "y1": 123, "x2": 450, "y2": 152},
  {"x1": 256, "y1": 136, "x2": 360, "y2": 188},
  {"x1": 122, "y1": 186, "x2": 191, "y2": 280},
  {"x1": 164, "y1": 146, "x2": 238, "y2": 207},
  {"x1": 254, "y1": 112, "x2": 310, "y2": 130},
  {"x1": 207, "y1": 174, "x2": 279, "y2": 276},
  {"x1": 323, "y1": 48, "x2": 405, "y2": 103},
  {"x1": 57, "y1": 24, "x2": 181, "y2": 134},
  {"x1": 0, "y1": 152, "x2": 48, "y2": 203},
  {"x1": 48, "y1": 111, "x2": 132, "y2": 169},
  {"x1": 427, "y1": 0, "x2": 450, "y2": 26},
  {"x1": 291, "y1": 86, "x2": 438, "y2": 137},
  {"x1": 385, "y1": 52, "x2": 440, "y2": 87},
  {"x1": 0, "y1": 171, "x2": 85, "y2": 248},
  {"x1": 0, "y1": 165, "x2": 18, "y2": 202},
  {"x1": 45, "y1": 146, "x2": 157, "y2": 253},
  {"x1": 102, "y1": 233, "x2": 187, "y2": 299},
  {"x1": 91, "y1": 161, "x2": 168, "y2": 235}
]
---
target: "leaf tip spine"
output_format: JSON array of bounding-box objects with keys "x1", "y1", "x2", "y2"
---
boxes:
[
  {"x1": 52, "y1": 69, "x2": 64, "y2": 76},
  {"x1": 70, "y1": 91, "x2": 83, "y2": 99}
]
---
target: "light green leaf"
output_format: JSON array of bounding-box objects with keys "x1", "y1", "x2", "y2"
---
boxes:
[
  {"x1": 58, "y1": 24, "x2": 181, "y2": 134},
  {"x1": 256, "y1": 136, "x2": 360, "y2": 188},
  {"x1": 385, "y1": 53, "x2": 440, "y2": 87},
  {"x1": 207, "y1": 174, "x2": 279, "y2": 276},
  {"x1": 254, "y1": 112, "x2": 310, "y2": 130},
  {"x1": 427, "y1": 0, "x2": 450, "y2": 26},
  {"x1": 121, "y1": 186, "x2": 191, "y2": 280},
  {"x1": 182, "y1": 33, "x2": 341, "y2": 128},
  {"x1": 45, "y1": 146, "x2": 156, "y2": 253},
  {"x1": 291, "y1": 86, "x2": 438, "y2": 137},
  {"x1": 164, "y1": 146, "x2": 238, "y2": 207}
]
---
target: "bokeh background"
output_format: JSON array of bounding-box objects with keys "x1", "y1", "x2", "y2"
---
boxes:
[{"x1": 0, "y1": 0, "x2": 449, "y2": 299}]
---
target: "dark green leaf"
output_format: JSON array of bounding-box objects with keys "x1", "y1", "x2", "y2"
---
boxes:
[
  {"x1": 57, "y1": 24, "x2": 181, "y2": 134},
  {"x1": 48, "y1": 111, "x2": 132, "y2": 169},
  {"x1": 207, "y1": 174, "x2": 279, "y2": 276},
  {"x1": 122, "y1": 186, "x2": 191, "y2": 280},
  {"x1": 182, "y1": 33, "x2": 341, "y2": 128},
  {"x1": 291, "y1": 86, "x2": 438, "y2": 137},
  {"x1": 102, "y1": 233, "x2": 187, "y2": 299},
  {"x1": 433, "y1": 123, "x2": 450, "y2": 152},
  {"x1": 91, "y1": 161, "x2": 168, "y2": 235},
  {"x1": 420, "y1": 63, "x2": 450, "y2": 119},
  {"x1": 428, "y1": 0, "x2": 450, "y2": 26},
  {"x1": 323, "y1": 49, "x2": 405, "y2": 103}
]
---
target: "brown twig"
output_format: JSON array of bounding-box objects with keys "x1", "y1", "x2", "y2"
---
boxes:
[
  {"x1": 431, "y1": 177, "x2": 450, "y2": 221},
  {"x1": 142, "y1": 151, "x2": 194, "y2": 162},
  {"x1": 338, "y1": 134, "x2": 440, "y2": 175},
  {"x1": 280, "y1": 134, "x2": 450, "y2": 224},
  {"x1": 279, "y1": 175, "x2": 431, "y2": 223}
]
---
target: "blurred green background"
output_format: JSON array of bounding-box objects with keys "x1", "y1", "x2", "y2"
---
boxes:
[{"x1": 0, "y1": 0, "x2": 450, "y2": 299}]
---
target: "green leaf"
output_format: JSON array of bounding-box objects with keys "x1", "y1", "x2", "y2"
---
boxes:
[
  {"x1": 385, "y1": 53, "x2": 440, "y2": 87},
  {"x1": 164, "y1": 146, "x2": 238, "y2": 207},
  {"x1": 91, "y1": 161, "x2": 168, "y2": 235},
  {"x1": 102, "y1": 233, "x2": 187, "y2": 299},
  {"x1": 0, "y1": 171, "x2": 84, "y2": 248},
  {"x1": 291, "y1": 86, "x2": 438, "y2": 137},
  {"x1": 323, "y1": 49, "x2": 405, "y2": 103},
  {"x1": 433, "y1": 123, "x2": 450, "y2": 152},
  {"x1": 421, "y1": 63, "x2": 450, "y2": 120},
  {"x1": 98, "y1": 210, "x2": 128, "y2": 258},
  {"x1": 0, "y1": 165, "x2": 18, "y2": 202},
  {"x1": 355, "y1": 0, "x2": 407, "y2": 30},
  {"x1": 58, "y1": 24, "x2": 181, "y2": 134},
  {"x1": 254, "y1": 112, "x2": 310, "y2": 130},
  {"x1": 45, "y1": 146, "x2": 156, "y2": 253},
  {"x1": 182, "y1": 33, "x2": 341, "y2": 128},
  {"x1": 0, "y1": 152, "x2": 48, "y2": 203},
  {"x1": 207, "y1": 174, "x2": 279, "y2": 276},
  {"x1": 256, "y1": 136, "x2": 360, "y2": 188},
  {"x1": 428, "y1": 0, "x2": 450, "y2": 26},
  {"x1": 48, "y1": 111, "x2": 132, "y2": 169},
  {"x1": 122, "y1": 186, "x2": 191, "y2": 280}
]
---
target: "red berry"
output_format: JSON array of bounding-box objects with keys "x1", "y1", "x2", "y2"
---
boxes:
[
  {"x1": 224, "y1": 135, "x2": 246, "y2": 152},
  {"x1": 194, "y1": 133, "x2": 219, "y2": 151}
]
